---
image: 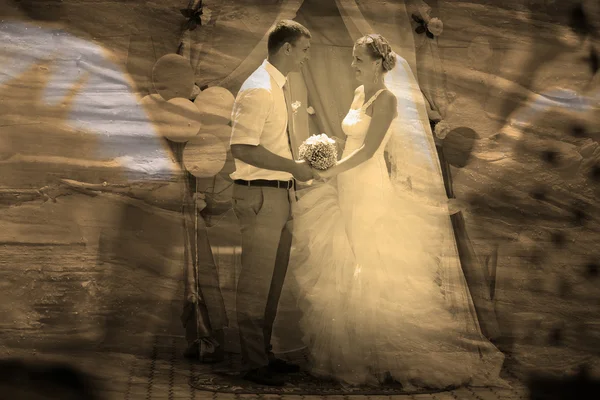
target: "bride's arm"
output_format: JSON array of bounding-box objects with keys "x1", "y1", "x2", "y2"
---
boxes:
[{"x1": 317, "y1": 90, "x2": 397, "y2": 178}]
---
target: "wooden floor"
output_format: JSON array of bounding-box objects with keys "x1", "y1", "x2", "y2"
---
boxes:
[
  {"x1": 0, "y1": 236, "x2": 594, "y2": 400},
  {"x1": 3, "y1": 335, "x2": 533, "y2": 400}
]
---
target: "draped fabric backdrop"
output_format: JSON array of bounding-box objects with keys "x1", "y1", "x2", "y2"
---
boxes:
[
  {"x1": 189, "y1": 0, "x2": 499, "y2": 351},
  {"x1": 406, "y1": 0, "x2": 451, "y2": 117},
  {"x1": 294, "y1": 0, "x2": 356, "y2": 143}
]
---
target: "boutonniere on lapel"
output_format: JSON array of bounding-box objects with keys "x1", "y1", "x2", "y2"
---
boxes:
[
  {"x1": 291, "y1": 101, "x2": 302, "y2": 114},
  {"x1": 412, "y1": 14, "x2": 444, "y2": 39}
]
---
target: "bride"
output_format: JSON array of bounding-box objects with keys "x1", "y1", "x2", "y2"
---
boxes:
[{"x1": 288, "y1": 34, "x2": 508, "y2": 389}]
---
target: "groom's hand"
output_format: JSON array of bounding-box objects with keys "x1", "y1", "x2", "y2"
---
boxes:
[
  {"x1": 311, "y1": 168, "x2": 324, "y2": 181},
  {"x1": 291, "y1": 160, "x2": 314, "y2": 182}
]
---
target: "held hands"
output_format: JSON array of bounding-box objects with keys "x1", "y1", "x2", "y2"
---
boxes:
[
  {"x1": 311, "y1": 168, "x2": 324, "y2": 181},
  {"x1": 311, "y1": 168, "x2": 322, "y2": 181},
  {"x1": 292, "y1": 159, "x2": 314, "y2": 182},
  {"x1": 311, "y1": 166, "x2": 335, "y2": 181},
  {"x1": 292, "y1": 159, "x2": 337, "y2": 182}
]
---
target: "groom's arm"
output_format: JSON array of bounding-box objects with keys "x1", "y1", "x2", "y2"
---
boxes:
[
  {"x1": 230, "y1": 87, "x2": 311, "y2": 179},
  {"x1": 231, "y1": 144, "x2": 305, "y2": 175}
]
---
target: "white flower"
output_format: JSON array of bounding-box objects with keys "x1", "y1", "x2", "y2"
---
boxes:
[
  {"x1": 299, "y1": 133, "x2": 338, "y2": 170},
  {"x1": 291, "y1": 101, "x2": 302, "y2": 113},
  {"x1": 448, "y1": 198, "x2": 468, "y2": 215},
  {"x1": 306, "y1": 106, "x2": 315, "y2": 115},
  {"x1": 447, "y1": 90, "x2": 458, "y2": 104},
  {"x1": 201, "y1": 7, "x2": 212, "y2": 26},
  {"x1": 193, "y1": 192, "x2": 207, "y2": 212},
  {"x1": 190, "y1": 84, "x2": 201, "y2": 100},
  {"x1": 427, "y1": 17, "x2": 443, "y2": 36},
  {"x1": 434, "y1": 120, "x2": 451, "y2": 139},
  {"x1": 306, "y1": 133, "x2": 335, "y2": 145}
]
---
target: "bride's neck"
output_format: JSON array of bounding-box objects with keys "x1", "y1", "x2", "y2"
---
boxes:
[{"x1": 362, "y1": 81, "x2": 386, "y2": 98}]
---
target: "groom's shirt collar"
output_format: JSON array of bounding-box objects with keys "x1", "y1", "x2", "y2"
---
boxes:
[{"x1": 263, "y1": 59, "x2": 287, "y2": 88}]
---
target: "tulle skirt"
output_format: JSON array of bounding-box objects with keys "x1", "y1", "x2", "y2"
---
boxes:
[{"x1": 288, "y1": 170, "x2": 508, "y2": 389}]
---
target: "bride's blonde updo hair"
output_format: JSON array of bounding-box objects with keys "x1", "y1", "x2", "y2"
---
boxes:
[{"x1": 355, "y1": 34, "x2": 397, "y2": 72}]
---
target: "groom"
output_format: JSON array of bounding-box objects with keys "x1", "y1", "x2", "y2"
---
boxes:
[{"x1": 229, "y1": 20, "x2": 313, "y2": 386}]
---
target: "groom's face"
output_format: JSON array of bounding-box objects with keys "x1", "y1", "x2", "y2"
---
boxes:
[{"x1": 288, "y1": 36, "x2": 311, "y2": 71}]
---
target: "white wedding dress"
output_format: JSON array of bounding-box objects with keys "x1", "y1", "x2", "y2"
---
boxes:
[{"x1": 288, "y1": 86, "x2": 508, "y2": 389}]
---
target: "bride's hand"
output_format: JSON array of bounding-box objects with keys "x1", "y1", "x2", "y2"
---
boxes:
[
  {"x1": 312, "y1": 167, "x2": 335, "y2": 181},
  {"x1": 311, "y1": 168, "x2": 325, "y2": 181}
]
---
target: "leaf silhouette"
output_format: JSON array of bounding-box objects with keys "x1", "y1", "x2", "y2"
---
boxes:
[
  {"x1": 411, "y1": 13, "x2": 424, "y2": 24},
  {"x1": 415, "y1": 25, "x2": 426, "y2": 34},
  {"x1": 181, "y1": 2, "x2": 204, "y2": 31},
  {"x1": 426, "y1": 30, "x2": 434, "y2": 39},
  {"x1": 188, "y1": 19, "x2": 198, "y2": 31},
  {"x1": 569, "y1": 4, "x2": 590, "y2": 38}
]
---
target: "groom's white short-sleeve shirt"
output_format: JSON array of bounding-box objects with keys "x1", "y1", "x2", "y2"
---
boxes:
[{"x1": 229, "y1": 59, "x2": 294, "y2": 181}]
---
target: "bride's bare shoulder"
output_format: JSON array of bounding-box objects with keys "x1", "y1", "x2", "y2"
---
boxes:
[
  {"x1": 380, "y1": 88, "x2": 396, "y2": 103},
  {"x1": 374, "y1": 89, "x2": 398, "y2": 117}
]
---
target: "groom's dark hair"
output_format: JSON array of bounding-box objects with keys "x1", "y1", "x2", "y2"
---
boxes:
[{"x1": 267, "y1": 20, "x2": 311, "y2": 56}]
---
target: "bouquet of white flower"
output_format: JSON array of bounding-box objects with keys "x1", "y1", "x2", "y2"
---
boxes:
[{"x1": 298, "y1": 133, "x2": 338, "y2": 170}]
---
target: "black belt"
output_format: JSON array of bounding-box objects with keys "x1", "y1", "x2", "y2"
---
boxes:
[{"x1": 234, "y1": 179, "x2": 295, "y2": 190}]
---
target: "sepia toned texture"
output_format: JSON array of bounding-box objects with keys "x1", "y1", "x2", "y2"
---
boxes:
[
  {"x1": 183, "y1": 133, "x2": 228, "y2": 177},
  {"x1": 159, "y1": 97, "x2": 204, "y2": 143},
  {"x1": 152, "y1": 53, "x2": 196, "y2": 101},
  {"x1": 194, "y1": 86, "x2": 236, "y2": 126},
  {"x1": 1, "y1": 0, "x2": 599, "y2": 398}
]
